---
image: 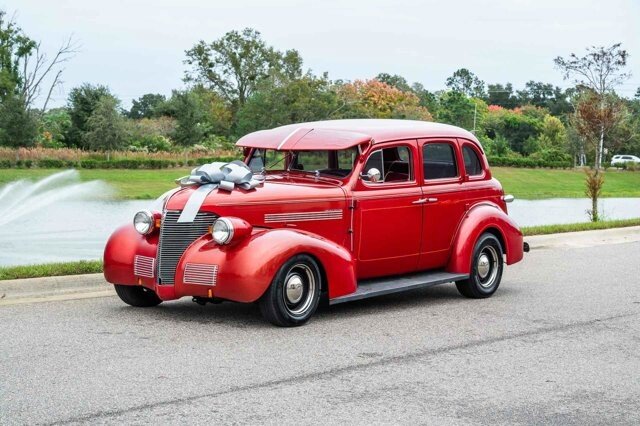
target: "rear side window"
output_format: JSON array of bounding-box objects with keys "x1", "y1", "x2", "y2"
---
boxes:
[
  {"x1": 462, "y1": 145, "x2": 483, "y2": 176},
  {"x1": 423, "y1": 143, "x2": 458, "y2": 180}
]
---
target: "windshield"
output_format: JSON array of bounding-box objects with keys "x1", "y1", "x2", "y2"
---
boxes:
[{"x1": 248, "y1": 148, "x2": 358, "y2": 178}]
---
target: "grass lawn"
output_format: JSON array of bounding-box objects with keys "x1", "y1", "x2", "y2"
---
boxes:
[
  {"x1": 0, "y1": 168, "x2": 193, "y2": 200},
  {"x1": 492, "y1": 167, "x2": 640, "y2": 199},
  {"x1": 521, "y1": 218, "x2": 640, "y2": 236},
  {"x1": 0, "y1": 167, "x2": 639, "y2": 200},
  {"x1": 0, "y1": 260, "x2": 102, "y2": 281}
]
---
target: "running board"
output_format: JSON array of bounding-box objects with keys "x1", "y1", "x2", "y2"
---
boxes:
[{"x1": 330, "y1": 271, "x2": 469, "y2": 305}]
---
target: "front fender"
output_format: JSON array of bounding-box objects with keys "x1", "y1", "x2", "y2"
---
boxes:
[
  {"x1": 446, "y1": 203, "x2": 523, "y2": 274},
  {"x1": 103, "y1": 224, "x2": 158, "y2": 287},
  {"x1": 174, "y1": 228, "x2": 356, "y2": 303}
]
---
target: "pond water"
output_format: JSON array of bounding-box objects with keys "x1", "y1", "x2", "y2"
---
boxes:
[
  {"x1": 0, "y1": 197, "x2": 638, "y2": 267},
  {"x1": 0, "y1": 172, "x2": 638, "y2": 266}
]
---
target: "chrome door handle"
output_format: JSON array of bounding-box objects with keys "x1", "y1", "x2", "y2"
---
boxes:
[{"x1": 413, "y1": 197, "x2": 438, "y2": 205}]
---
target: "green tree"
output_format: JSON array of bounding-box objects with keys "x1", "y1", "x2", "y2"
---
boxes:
[
  {"x1": 538, "y1": 115, "x2": 567, "y2": 150},
  {"x1": 168, "y1": 90, "x2": 209, "y2": 146},
  {"x1": 375, "y1": 73, "x2": 412, "y2": 92},
  {"x1": 0, "y1": 11, "x2": 35, "y2": 101},
  {"x1": 555, "y1": 43, "x2": 630, "y2": 169},
  {"x1": 83, "y1": 96, "x2": 127, "y2": 157},
  {"x1": 516, "y1": 81, "x2": 572, "y2": 116},
  {"x1": 39, "y1": 108, "x2": 71, "y2": 147},
  {"x1": 437, "y1": 91, "x2": 477, "y2": 130},
  {"x1": 486, "y1": 83, "x2": 519, "y2": 109},
  {"x1": 0, "y1": 94, "x2": 38, "y2": 147},
  {"x1": 128, "y1": 93, "x2": 166, "y2": 119},
  {"x1": 184, "y1": 28, "x2": 302, "y2": 108},
  {"x1": 445, "y1": 68, "x2": 486, "y2": 98},
  {"x1": 236, "y1": 75, "x2": 339, "y2": 135},
  {"x1": 66, "y1": 84, "x2": 114, "y2": 147},
  {"x1": 411, "y1": 83, "x2": 439, "y2": 115},
  {"x1": 483, "y1": 107, "x2": 542, "y2": 155}
]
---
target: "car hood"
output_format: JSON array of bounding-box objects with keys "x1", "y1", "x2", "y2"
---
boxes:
[{"x1": 165, "y1": 178, "x2": 346, "y2": 214}]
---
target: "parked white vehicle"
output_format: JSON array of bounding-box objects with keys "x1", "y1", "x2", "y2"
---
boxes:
[{"x1": 611, "y1": 155, "x2": 640, "y2": 166}]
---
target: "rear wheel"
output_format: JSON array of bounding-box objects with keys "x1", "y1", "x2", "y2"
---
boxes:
[
  {"x1": 259, "y1": 254, "x2": 321, "y2": 327},
  {"x1": 114, "y1": 284, "x2": 162, "y2": 307},
  {"x1": 455, "y1": 233, "x2": 504, "y2": 298}
]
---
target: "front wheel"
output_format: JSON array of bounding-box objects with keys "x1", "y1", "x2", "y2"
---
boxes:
[
  {"x1": 114, "y1": 284, "x2": 162, "y2": 307},
  {"x1": 259, "y1": 254, "x2": 322, "y2": 327},
  {"x1": 455, "y1": 233, "x2": 504, "y2": 298}
]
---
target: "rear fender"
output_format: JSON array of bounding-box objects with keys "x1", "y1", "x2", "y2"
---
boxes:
[
  {"x1": 446, "y1": 203, "x2": 523, "y2": 274},
  {"x1": 174, "y1": 228, "x2": 356, "y2": 303}
]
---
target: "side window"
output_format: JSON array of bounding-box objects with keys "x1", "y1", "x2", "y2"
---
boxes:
[
  {"x1": 362, "y1": 146, "x2": 413, "y2": 183},
  {"x1": 462, "y1": 145, "x2": 483, "y2": 176},
  {"x1": 423, "y1": 143, "x2": 458, "y2": 180}
]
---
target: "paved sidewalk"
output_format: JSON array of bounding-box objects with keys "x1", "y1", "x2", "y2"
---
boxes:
[{"x1": 526, "y1": 225, "x2": 640, "y2": 249}]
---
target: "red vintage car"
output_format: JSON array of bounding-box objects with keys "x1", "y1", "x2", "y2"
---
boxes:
[{"x1": 104, "y1": 119, "x2": 526, "y2": 326}]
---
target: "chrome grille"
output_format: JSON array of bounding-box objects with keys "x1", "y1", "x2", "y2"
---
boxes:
[{"x1": 157, "y1": 210, "x2": 217, "y2": 285}]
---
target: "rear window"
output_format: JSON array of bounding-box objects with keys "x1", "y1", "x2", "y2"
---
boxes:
[
  {"x1": 423, "y1": 143, "x2": 458, "y2": 180},
  {"x1": 462, "y1": 145, "x2": 483, "y2": 176}
]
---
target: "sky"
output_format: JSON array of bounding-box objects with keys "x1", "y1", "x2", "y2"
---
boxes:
[{"x1": 5, "y1": 0, "x2": 640, "y2": 109}]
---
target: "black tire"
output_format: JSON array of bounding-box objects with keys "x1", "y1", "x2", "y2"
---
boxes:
[
  {"x1": 259, "y1": 254, "x2": 322, "y2": 327},
  {"x1": 455, "y1": 233, "x2": 504, "y2": 299},
  {"x1": 114, "y1": 284, "x2": 163, "y2": 307}
]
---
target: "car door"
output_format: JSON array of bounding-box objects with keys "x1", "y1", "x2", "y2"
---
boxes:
[
  {"x1": 352, "y1": 141, "x2": 423, "y2": 279},
  {"x1": 418, "y1": 138, "x2": 467, "y2": 270}
]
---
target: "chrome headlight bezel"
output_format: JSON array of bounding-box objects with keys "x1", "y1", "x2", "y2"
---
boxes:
[
  {"x1": 212, "y1": 217, "x2": 234, "y2": 245},
  {"x1": 133, "y1": 210, "x2": 155, "y2": 235}
]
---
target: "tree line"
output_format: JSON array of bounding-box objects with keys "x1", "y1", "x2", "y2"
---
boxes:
[{"x1": 1, "y1": 12, "x2": 639, "y2": 171}]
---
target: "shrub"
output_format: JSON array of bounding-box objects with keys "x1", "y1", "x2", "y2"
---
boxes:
[
  {"x1": 488, "y1": 156, "x2": 572, "y2": 169},
  {"x1": 38, "y1": 158, "x2": 65, "y2": 168},
  {"x1": 129, "y1": 134, "x2": 173, "y2": 153}
]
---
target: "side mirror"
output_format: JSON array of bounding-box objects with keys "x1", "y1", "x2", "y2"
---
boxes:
[{"x1": 361, "y1": 167, "x2": 381, "y2": 183}]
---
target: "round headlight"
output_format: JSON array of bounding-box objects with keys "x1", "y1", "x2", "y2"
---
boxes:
[
  {"x1": 212, "y1": 218, "x2": 234, "y2": 245},
  {"x1": 133, "y1": 210, "x2": 154, "y2": 235}
]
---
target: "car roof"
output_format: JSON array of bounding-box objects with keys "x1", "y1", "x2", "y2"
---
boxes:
[{"x1": 236, "y1": 119, "x2": 481, "y2": 151}]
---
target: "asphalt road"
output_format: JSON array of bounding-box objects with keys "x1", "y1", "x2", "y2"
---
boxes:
[{"x1": 1, "y1": 241, "x2": 640, "y2": 425}]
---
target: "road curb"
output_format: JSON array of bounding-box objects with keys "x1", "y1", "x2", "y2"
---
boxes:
[
  {"x1": 0, "y1": 273, "x2": 111, "y2": 305},
  {"x1": 1, "y1": 226, "x2": 639, "y2": 305}
]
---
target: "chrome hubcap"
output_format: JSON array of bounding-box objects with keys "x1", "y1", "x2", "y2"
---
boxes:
[
  {"x1": 477, "y1": 246, "x2": 499, "y2": 288},
  {"x1": 285, "y1": 274, "x2": 304, "y2": 304},
  {"x1": 477, "y1": 254, "x2": 490, "y2": 279},
  {"x1": 282, "y1": 263, "x2": 316, "y2": 317}
]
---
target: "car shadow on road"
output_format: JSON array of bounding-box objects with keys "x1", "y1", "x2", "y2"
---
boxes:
[{"x1": 111, "y1": 282, "x2": 519, "y2": 328}]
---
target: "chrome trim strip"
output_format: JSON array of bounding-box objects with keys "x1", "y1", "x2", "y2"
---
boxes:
[
  {"x1": 277, "y1": 129, "x2": 300, "y2": 150},
  {"x1": 264, "y1": 209, "x2": 343, "y2": 223}
]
